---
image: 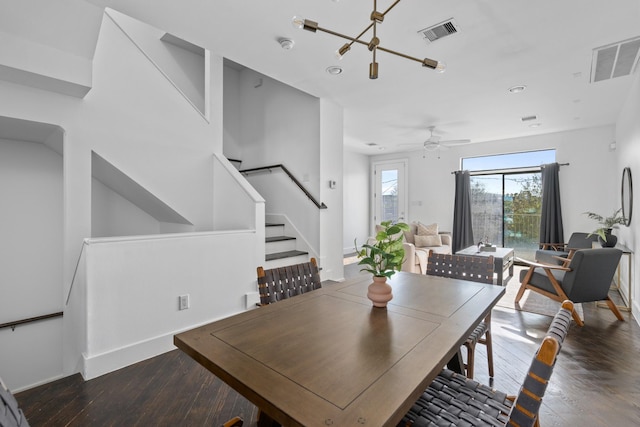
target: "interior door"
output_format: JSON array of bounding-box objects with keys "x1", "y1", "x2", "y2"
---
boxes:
[{"x1": 372, "y1": 160, "x2": 408, "y2": 229}]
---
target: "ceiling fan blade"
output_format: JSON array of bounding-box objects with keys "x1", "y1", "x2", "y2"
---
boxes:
[
  {"x1": 398, "y1": 141, "x2": 426, "y2": 146},
  {"x1": 440, "y1": 139, "x2": 471, "y2": 146}
]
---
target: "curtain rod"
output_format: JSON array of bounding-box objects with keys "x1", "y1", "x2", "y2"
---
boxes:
[{"x1": 451, "y1": 162, "x2": 570, "y2": 175}]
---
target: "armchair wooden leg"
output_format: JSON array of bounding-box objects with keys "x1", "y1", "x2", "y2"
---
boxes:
[
  {"x1": 605, "y1": 296, "x2": 625, "y2": 321},
  {"x1": 515, "y1": 268, "x2": 534, "y2": 303},
  {"x1": 570, "y1": 308, "x2": 585, "y2": 327}
]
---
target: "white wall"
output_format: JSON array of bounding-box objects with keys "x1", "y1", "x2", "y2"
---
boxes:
[
  {"x1": 222, "y1": 64, "x2": 242, "y2": 160},
  {"x1": 226, "y1": 67, "x2": 324, "y2": 256},
  {"x1": 319, "y1": 99, "x2": 344, "y2": 281},
  {"x1": 615, "y1": 67, "x2": 640, "y2": 322},
  {"x1": 92, "y1": 178, "x2": 162, "y2": 237},
  {"x1": 77, "y1": 231, "x2": 260, "y2": 380},
  {"x1": 343, "y1": 150, "x2": 370, "y2": 254},
  {"x1": 107, "y1": 9, "x2": 206, "y2": 116},
  {"x1": 367, "y1": 125, "x2": 617, "y2": 236},
  {"x1": 0, "y1": 7, "x2": 258, "y2": 389},
  {"x1": 0, "y1": 138, "x2": 63, "y2": 390}
]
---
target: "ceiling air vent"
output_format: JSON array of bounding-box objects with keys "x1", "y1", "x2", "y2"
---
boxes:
[
  {"x1": 418, "y1": 18, "x2": 459, "y2": 44},
  {"x1": 591, "y1": 36, "x2": 640, "y2": 83},
  {"x1": 521, "y1": 115, "x2": 538, "y2": 122}
]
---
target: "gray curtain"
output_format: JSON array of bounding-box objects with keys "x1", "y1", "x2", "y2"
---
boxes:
[
  {"x1": 539, "y1": 162, "x2": 564, "y2": 245},
  {"x1": 453, "y1": 170, "x2": 474, "y2": 253}
]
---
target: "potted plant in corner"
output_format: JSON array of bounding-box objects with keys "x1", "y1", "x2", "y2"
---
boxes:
[
  {"x1": 355, "y1": 220, "x2": 409, "y2": 307},
  {"x1": 584, "y1": 208, "x2": 625, "y2": 247}
]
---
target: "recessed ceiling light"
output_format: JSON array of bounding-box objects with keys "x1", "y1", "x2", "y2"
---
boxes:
[
  {"x1": 326, "y1": 66, "x2": 343, "y2": 75},
  {"x1": 529, "y1": 123, "x2": 542, "y2": 128},
  {"x1": 508, "y1": 85, "x2": 527, "y2": 94},
  {"x1": 278, "y1": 38, "x2": 295, "y2": 50}
]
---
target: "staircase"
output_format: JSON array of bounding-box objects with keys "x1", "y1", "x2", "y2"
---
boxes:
[{"x1": 265, "y1": 222, "x2": 310, "y2": 267}]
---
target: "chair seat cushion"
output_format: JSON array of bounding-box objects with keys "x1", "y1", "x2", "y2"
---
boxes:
[
  {"x1": 519, "y1": 267, "x2": 566, "y2": 296},
  {"x1": 400, "y1": 369, "x2": 512, "y2": 427}
]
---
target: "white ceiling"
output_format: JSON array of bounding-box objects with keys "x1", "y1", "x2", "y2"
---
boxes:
[{"x1": 5, "y1": 0, "x2": 640, "y2": 154}]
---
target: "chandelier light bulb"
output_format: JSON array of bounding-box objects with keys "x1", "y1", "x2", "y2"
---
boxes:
[
  {"x1": 335, "y1": 43, "x2": 351, "y2": 60},
  {"x1": 292, "y1": 16, "x2": 305, "y2": 29},
  {"x1": 435, "y1": 61, "x2": 446, "y2": 73}
]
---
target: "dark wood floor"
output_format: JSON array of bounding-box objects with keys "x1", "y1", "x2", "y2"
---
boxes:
[{"x1": 16, "y1": 264, "x2": 640, "y2": 426}]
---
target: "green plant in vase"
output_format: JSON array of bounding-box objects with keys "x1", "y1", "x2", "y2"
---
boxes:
[
  {"x1": 355, "y1": 220, "x2": 409, "y2": 308},
  {"x1": 355, "y1": 220, "x2": 409, "y2": 278},
  {"x1": 584, "y1": 208, "x2": 625, "y2": 246}
]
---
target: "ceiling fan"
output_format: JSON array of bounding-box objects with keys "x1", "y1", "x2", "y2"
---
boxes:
[{"x1": 413, "y1": 126, "x2": 471, "y2": 151}]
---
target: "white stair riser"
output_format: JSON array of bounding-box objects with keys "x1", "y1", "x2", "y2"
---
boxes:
[
  {"x1": 266, "y1": 239, "x2": 297, "y2": 254},
  {"x1": 265, "y1": 225, "x2": 285, "y2": 238},
  {"x1": 264, "y1": 254, "x2": 310, "y2": 269}
]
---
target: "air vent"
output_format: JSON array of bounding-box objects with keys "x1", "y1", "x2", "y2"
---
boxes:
[
  {"x1": 418, "y1": 19, "x2": 459, "y2": 44},
  {"x1": 521, "y1": 115, "x2": 538, "y2": 122},
  {"x1": 365, "y1": 142, "x2": 378, "y2": 146},
  {"x1": 591, "y1": 36, "x2": 640, "y2": 83}
]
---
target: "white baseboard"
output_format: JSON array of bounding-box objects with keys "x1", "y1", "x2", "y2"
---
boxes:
[{"x1": 82, "y1": 333, "x2": 175, "y2": 381}]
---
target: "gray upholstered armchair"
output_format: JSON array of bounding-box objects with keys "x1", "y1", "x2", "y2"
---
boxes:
[
  {"x1": 536, "y1": 232, "x2": 599, "y2": 265},
  {"x1": 517, "y1": 248, "x2": 624, "y2": 326}
]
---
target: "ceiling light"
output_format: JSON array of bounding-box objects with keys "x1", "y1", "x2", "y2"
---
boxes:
[
  {"x1": 508, "y1": 85, "x2": 527, "y2": 93},
  {"x1": 278, "y1": 38, "x2": 295, "y2": 50},
  {"x1": 292, "y1": 0, "x2": 445, "y2": 79},
  {"x1": 326, "y1": 66, "x2": 343, "y2": 75},
  {"x1": 529, "y1": 123, "x2": 541, "y2": 128}
]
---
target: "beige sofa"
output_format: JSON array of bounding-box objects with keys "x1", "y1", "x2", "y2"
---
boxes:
[{"x1": 401, "y1": 222, "x2": 452, "y2": 274}]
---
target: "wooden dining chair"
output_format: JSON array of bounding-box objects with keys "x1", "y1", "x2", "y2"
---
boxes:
[
  {"x1": 400, "y1": 300, "x2": 574, "y2": 427},
  {"x1": 426, "y1": 250, "x2": 495, "y2": 379},
  {"x1": 257, "y1": 258, "x2": 322, "y2": 306},
  {"x1": 221, "y1": 416, "x2": 243, "y2": 427}
]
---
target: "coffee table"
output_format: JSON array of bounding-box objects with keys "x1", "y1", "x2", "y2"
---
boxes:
[{"x1": 456, "y1": 246, "x2": 515, "y2": 285}]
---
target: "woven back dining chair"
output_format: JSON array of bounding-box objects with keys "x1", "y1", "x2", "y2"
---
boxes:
[
  {"x1": 427, "y1": 250, "x2": 495, "y2": 379},
  {"x1": 401, "y1": 300, "x2": 574, "y2": 427},
  {"x1": 257, "y1": 258, "x2": 322, "y2": 306}
]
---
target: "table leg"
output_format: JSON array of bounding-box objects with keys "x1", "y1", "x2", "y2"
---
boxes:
[
  {"x1": 257, "y1": 410, "x2": 281, "y2": 427},
  {"x1": 447, "y1": 350, "x2": 465, "y2": 375}
]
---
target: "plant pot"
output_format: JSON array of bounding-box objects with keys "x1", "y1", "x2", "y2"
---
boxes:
[
  {"x1": 367, "y1": 276, "x2": 393, "y2": 308},
  {"x1": 599, "y1": 229, "x2": 618, "y2": 247}
]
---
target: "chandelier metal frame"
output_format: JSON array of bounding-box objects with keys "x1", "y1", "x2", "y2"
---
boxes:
[{"x1": 293, "y1": 0, "x2": 445, "y2": 79}]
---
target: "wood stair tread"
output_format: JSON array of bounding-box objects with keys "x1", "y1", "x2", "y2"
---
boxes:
[
  {"x1": 265, "y1": 250, "x2": 308, "y2": 261},
  {"x1": 266, "y1": 236, "x2": 296, "y2": 243}
]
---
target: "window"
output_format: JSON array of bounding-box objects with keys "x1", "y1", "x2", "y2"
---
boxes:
[{"x1": 462, "y1": 150, "x2": 555, "y2": 260}]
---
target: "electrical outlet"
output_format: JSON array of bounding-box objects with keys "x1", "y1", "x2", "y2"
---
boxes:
[{"x1": 179, "y1": 294, "x2": 190, "y2": 310}]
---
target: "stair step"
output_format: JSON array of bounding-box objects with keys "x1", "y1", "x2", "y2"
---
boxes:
[
  {"x1": 266, "y1": 250, "x2": 309, "y2": 261},
  {"x1": 266, "y1": 236, "x2": 296, "y2": 243}
]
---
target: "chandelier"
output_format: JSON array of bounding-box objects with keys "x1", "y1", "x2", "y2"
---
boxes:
[{"x1": 292, "y1": 0, "x2": 445, "y2": 79}]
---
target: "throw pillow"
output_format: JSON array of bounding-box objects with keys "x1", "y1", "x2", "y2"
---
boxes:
[
  {"x1": 403, "y1": 222, "x2": 418, "y2": 244},
  {"x1": 415, "y1": 234, "x2": 442, "y2": 247},
  {"x1": 417, "y1": 222, "x2": 438, "y2": 236}
]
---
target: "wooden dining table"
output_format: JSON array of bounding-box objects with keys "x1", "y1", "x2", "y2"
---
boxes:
[{"x1": 174, "y1": 271, "x2": 505, "y2": 427}]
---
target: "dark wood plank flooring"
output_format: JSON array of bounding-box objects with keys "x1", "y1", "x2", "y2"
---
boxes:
[{"x1": 16, "y1": 264, "x2": 640, "y2": 426}]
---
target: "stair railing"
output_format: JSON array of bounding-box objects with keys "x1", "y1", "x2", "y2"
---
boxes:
[
  {"x1": 240, "y1": 164, "x2": 328, "y2": 209},
  {"x1": 0, "y1": 312, "x2": 63, "y2": 332}
]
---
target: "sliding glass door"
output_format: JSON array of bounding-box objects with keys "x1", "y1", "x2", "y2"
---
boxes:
[{"x1": 469, "y1": 172, "x2": 542, "y2": 260}]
